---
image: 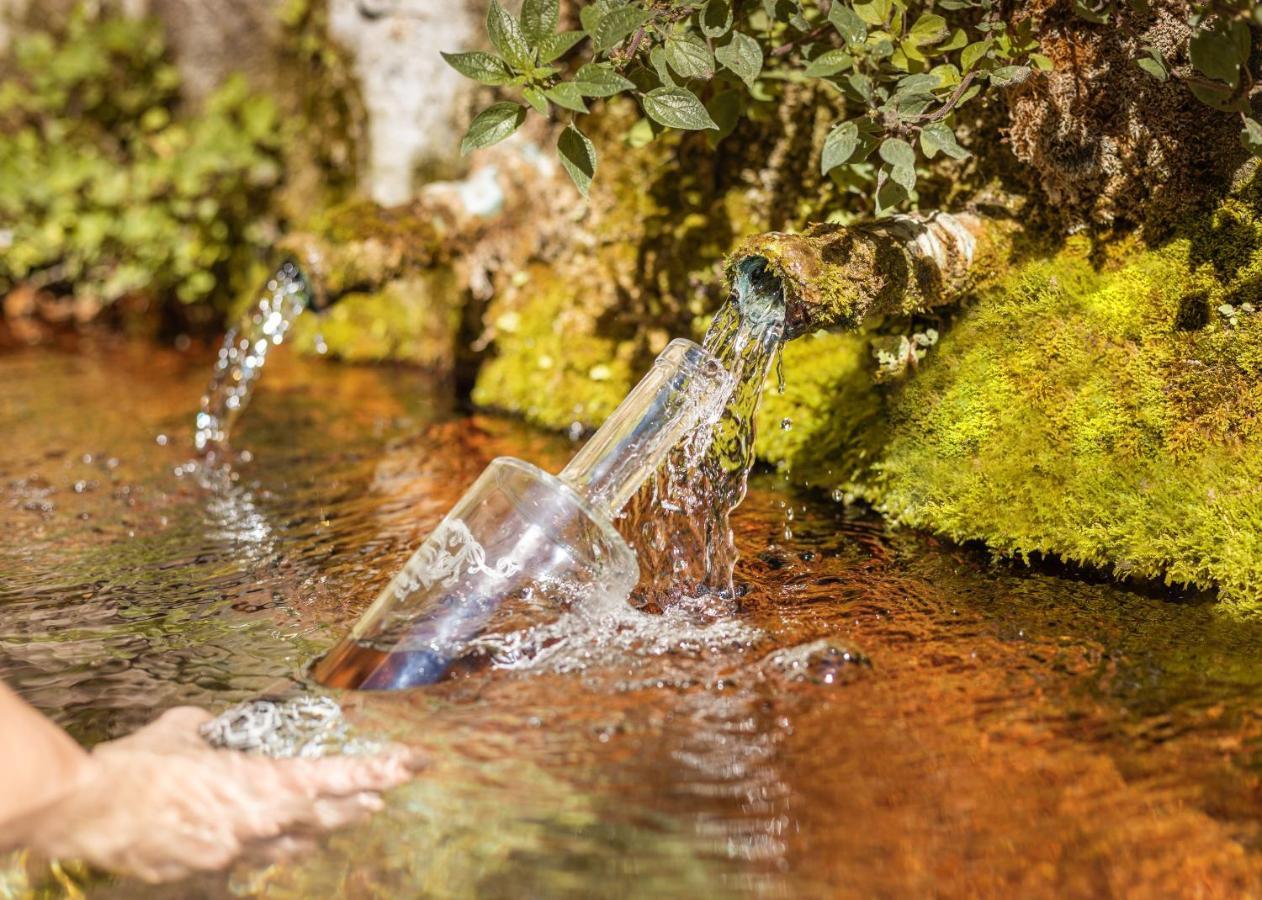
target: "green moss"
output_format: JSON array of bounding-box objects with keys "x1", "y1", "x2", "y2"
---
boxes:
[
  {"x1": 758, "y1": 183, "x2": 1262, "y2": 607},
  {"x1": 290, "y1": 270, "x2": 462, "y2": 368},
  {"x1": 471, "y1": 266, "x2": 637, "y2": 430},
  {"x1": 754, "y1": 331, "x2": 887, "y2": 497},
  {"x1": 0, "y1": 7, "x2": 284, "y2": 318}
]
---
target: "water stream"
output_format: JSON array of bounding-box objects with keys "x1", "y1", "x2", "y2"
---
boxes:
[
  {"x1": 193, "y1": 262, "x2": 310, "y2": 456},
  {"x1": 625, "y1": 259, "x2": 785, "y2": 607}
]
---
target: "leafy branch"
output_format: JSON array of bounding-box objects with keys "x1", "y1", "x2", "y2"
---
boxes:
[{"x1": 444, "y1": 0, "x2": 1052, "y2": 208}]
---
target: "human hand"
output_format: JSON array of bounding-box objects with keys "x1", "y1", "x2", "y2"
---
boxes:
[{"x1": 0, "y1": 706, "x2": 420, "y2": 883}]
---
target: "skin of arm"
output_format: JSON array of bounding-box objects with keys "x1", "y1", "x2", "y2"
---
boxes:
[
  {"x1": 0, "y1": 680, "x2": 421, "y2": 883},
  {"x1": 0, "y1": 681, "x2": 93, "y2": 824}
]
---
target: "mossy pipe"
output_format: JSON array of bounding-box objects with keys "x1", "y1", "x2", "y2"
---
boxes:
[{"x1": 727, "y1": 212, "x2": 996, "y2": 339}]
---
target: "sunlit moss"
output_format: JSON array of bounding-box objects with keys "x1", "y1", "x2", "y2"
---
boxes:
[
  {"x1": 756, "y1": 179, "x2": 1262, "y2": 607},
  {"x1": 472, "y1": 265, "x2": 637, "y2": 430},
  {"x1": 290, "y1": 272, "x2": 462, "y2": 368}
]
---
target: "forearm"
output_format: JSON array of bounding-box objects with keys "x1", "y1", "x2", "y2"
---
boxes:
[{"x1": 0, "y1": 680, "x2": 91, "y2": 828}]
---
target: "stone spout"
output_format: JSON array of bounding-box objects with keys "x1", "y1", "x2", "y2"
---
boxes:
[{"x1": 728, "y1": 212, "x2": 998, "y2": 339}]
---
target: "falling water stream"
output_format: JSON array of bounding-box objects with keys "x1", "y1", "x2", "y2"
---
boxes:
[
  {"x1": 626, "y1": 259, "x2": 785, "y2": 607},
  {"x1": 194, "y1": 262, "x2": 310, "y2": 456}
]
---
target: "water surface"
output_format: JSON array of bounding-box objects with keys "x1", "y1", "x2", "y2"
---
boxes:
[{"x1": 3, "y1": 342, "x2": 1262, "y2": 897}]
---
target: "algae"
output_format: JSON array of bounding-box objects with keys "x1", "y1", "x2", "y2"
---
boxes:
[
  {"x1": 471, "y1": 266, "x2": 638, "y2": 429},
  {"x1": 290, "y1": 272, "x2": 462, "y2": 368}
]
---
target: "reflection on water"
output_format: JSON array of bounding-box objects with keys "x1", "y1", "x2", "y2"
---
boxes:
[{"x1": 3, "y1": 342, "x2": 1262, "y2": 896}]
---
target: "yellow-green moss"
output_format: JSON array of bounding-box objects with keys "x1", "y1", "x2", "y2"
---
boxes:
[
  {"x1": 290, "y1": 271, "x2": 461, "y2": 368},
  {"x1": 471, "y1": 266, "x2": 637, "y2": 430},
  {"x1": 757, "y1": 183, "x2": 1262, "y2": 608}
]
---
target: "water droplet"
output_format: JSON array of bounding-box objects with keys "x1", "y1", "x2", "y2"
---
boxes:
[
  {"x1": 154, "y1": 433, "x2": 168, "y2": 446},
  {"x1": 780, "y1": 418, "x2": 792, "y2": 431}
]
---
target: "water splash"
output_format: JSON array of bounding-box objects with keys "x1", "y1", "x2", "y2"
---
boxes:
[
  {"x1": 194, "y1": 262, "x2": 311, "y2": 456},
  {"x1": 625, "y1": 259, "x2": 785, "y2": 606}
]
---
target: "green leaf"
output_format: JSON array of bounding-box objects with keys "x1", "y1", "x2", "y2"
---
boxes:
[
  {"x1": 828, "y1": 5, "x2": 867, "y2": 45},
  {"x1": 896, "y1": 73, "x2": 940, "y2": 96},
  {"x1": 705, "y1": 88, "x2": 743, "y2": 146},
  {"x1": 853, "y1": 0, "x2": 892, "y2": 26},
  {"x1": 876, "y1": 169, "x2": 910, "y2": 212},
  {"x1": 907, "y1": 13, "x2": 948, "y2": 45},
  {"x1": 1135, "y1": 56, "x2": 1167, "y2": 81},
  {"x1": 578, "y1": 0, "x2": 618, "y2": 33},
  {"x1": 460, "y1": 102, "x2": 527, "y2": 154},
  {"x1": 641, "y1": 86, "x2": 719, "y2": 130},
  {"x1": 700, "y1": 0, "x2": 734, "y2": 39},
  {"x1": 804, "y1": 48, "x2": 853, "y2": 78},
  {"x1": 1188, "y1": 78, "x2": 1241, "y2": 112},
  {"x1": 928, "y1": 63, "x2": 961, "y2": 87},
  {"x1": 440, "y1": 51, "x2": 514, "y2": 85},
  {"x1": 879, "y1": 136, "x2": 916, "y2": 170},
  {"x1": 665, "y1": 33, "x2": 715, "y2": 79},
  {"x1": 557, "y1": 124, "x2": 597, "y2": 196},
  {"x1": 487, "y1": 0, "x2": 533, "y2": 70},
  {"x1": 821, "y1": 120, "x2": 860, "y2": 174},
  {"x1": 1071, "y1": 0, "x2": 1110, "y2": 24},
  {"x1": 649, "y1": 45, "x2": 676, "y2": 86},
  {"x1": 990, "y1": 65, "x2": 1032, "y2": 86},
  {"x1": 939, "y1": 28, "x2": 968, "y2": 53},
  {"x1": 523, "y1": 85, "x2": 549, "y2": 114},
  {"x1": 537, "y1": 30, "x2": 586, "y2": 63},
  {"x1": 1190, "y1": 27, "x2": 1243, "y2": 88},
  {"x1": 544, "y1": 82, "x2": 589, "y2": 112},
  {"x1": 715, "y1": 32, "x2": 763, "y2": 88},
  {"x1": 919, "y1": 121, "x2": 969, "y2": 160},
  {"x1": 591, "y1": 6, "x2": 651, "y2": 52},
  {"x1": 520, "y1": 0, "x2": 558, "y2": 47},
  {"x1": 960, "y1": 39, "x2": 991, "y2": 72},
  {"x1": 845, "y1": 72, "x2": 874, "y2": 104},
  {"x1": 626, "y1": 117, "x2": 657, "y2": 148},
  {"x1": 1241, "y1": 117, "x2": 1262, "y2": 157},
  {"x1": 573, "y1": 62, "x2": 636, "y2": 97},
  {"x1": 1030, "y1": 52, "x2": 1054, "y2": 72}
]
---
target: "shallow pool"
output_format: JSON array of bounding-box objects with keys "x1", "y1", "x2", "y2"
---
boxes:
[{"x1": 3, "y1": 342, "x2": 1262, "y2": 897}]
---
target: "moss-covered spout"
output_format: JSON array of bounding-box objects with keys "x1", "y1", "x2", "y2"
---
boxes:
[{"x1": 727, "y1": 212, "x2": 995, "y2": 339}]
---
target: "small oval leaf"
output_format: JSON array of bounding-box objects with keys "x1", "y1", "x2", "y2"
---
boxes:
[
  {"x1": 460, "y1": 102, "x2": 527, "y2": 155},
  {"x1": 642, "y1": 87, "x2": 720, "y2": 130},
  {"x1": 558, "y1": 124, "x2": 598, "y2": 197}
]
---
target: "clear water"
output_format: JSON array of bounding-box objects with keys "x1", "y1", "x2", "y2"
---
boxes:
[
  {"x1": 625, "y1": 261, "x2": 785, "y2": 607},
  {"x1": 193, "y1": 263, "x2": 310, "y2": 456},
  {"x1": 5, "y1": 344, "x2": 1262, "y2": 896}
]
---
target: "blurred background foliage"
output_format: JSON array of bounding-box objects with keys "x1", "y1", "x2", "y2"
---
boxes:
[{"x1": 0, "y1": 8, "x2": 286, "y2": 331}]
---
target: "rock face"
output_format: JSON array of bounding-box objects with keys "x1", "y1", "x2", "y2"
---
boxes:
[
  {"x1": 327, "y1": 0, "x2": 479, "y2": 205},
  {"x1": 1004, "y1": 1, "x2": 1246, "y2": 232},
  {"x1": 142, "y1": 0, "x2": 287, "y2": 101}
]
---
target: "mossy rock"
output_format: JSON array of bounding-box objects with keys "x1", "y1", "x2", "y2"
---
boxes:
[
  {"x1": 290, "y1": 271, "x2": 461, "y2": 368},
  {"x1": 756, "y1": 181, "x2": 1262, "y2": 608},
  {"x1": 471, "y1": 265, "x2": 638, "y2": 430}
]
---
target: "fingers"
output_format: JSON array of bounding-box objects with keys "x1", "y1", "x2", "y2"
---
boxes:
[
  {"x1": 99, "y1": 706, "x2": 217, "y2": 756},
  {"x1": 267, "y1": 746, "x2": 420, "y2": 799}
]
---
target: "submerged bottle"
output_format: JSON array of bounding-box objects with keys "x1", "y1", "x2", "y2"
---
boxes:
[{"x1": 312, "y1": 338, "x2": 734, "y2": 690}]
